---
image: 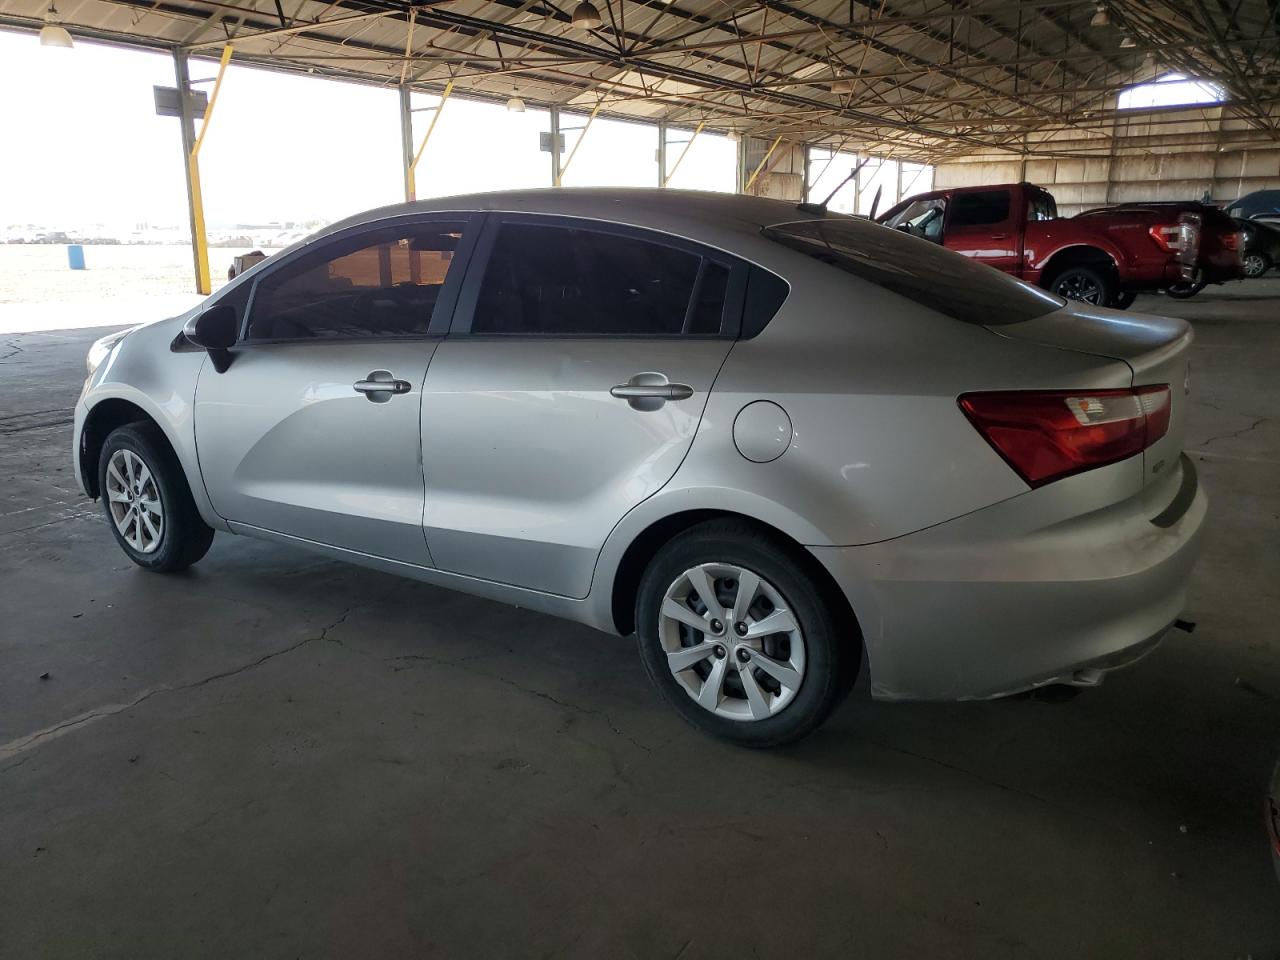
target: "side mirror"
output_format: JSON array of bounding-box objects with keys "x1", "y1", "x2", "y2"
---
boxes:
[{"x1": 183, "y1": 304, "x2": 238, "y2": 373}]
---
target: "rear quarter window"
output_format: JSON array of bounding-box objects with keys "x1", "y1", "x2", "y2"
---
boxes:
[{"x1": 763, "y1": 218, "x2": 1063, "y2": 325}]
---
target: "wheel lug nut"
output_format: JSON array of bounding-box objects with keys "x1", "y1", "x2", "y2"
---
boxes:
[
  {"x1": 734, "y1": 621, "x2": 747, "y2": 636},
  {"x1": 709, "y1": 619, "x2": 723, "y2": 635},
  {"x1": 713, "y1": 645, "x2": 726, "y2": 659},
  {"x1": 736, "y1": 647, "x2": 751, "y2": 663}
]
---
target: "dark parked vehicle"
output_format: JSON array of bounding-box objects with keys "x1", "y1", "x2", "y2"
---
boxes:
[
  {"x1": 1236, "y1": 217, "x2": 1280, "y2": 278},
  {"x1": 1225, "y1": 189, "x2": 1280, "y2": 221},
  {"x1": 878, "y1": 183, "x2": 1241, "y2": 308}
]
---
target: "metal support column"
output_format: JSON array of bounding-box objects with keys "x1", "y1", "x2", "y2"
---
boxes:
[
  {"x1": 173, "y1": 50, "x2": 202, "y2": 294},
  {"x1": 735, "y1": 137, "x2": 748, "y2": 194},
  {"x1": 549, "y1": 106, "x2": 561, "y2": 187},
  {"x1": 398, "y1": 83, "x2": 414, "y2": 202},
  {"x1": 657, "y1": 122, "x2": 668, "y2": 187},
  {"x1": 174, "y1": 44, "x2": 232, "y2": 296},
  {"x1": 661, "y1": 122, "x2": 703, "y2": 188},
  {"x1": 801, "y1": 144, "x2": 812, "y2": 202},
  {"x1": 744, "y1": 135, "x2": 783, "y2": 193}
]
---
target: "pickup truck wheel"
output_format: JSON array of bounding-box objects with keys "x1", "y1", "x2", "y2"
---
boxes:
[
  {"x1": 1049, "y1": 265, "x2": 1113, "y2": 306},
  {"x1": 1165, "y1": 281, "x2": 1206, "y2": 299},
  {"x1": 1243, "y1": 252, "x2": 1271, "y2": 278},
  {"x1": 1109, "y1": 291, "x2": 1137, "y2": 310}
]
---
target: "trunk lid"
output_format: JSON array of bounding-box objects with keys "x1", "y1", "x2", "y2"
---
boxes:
[{"x1": 988, "y1": 303, "x2": 1192, "y2": 489}]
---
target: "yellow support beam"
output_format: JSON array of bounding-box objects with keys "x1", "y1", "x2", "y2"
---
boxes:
[
  {"x1": 555, "y1": 101, "x2": 602, "y2": 187},
  {"x1": 406, "y1": 80, "x2": 453, "y2": 201},
  {"x1": 744, "y1": 134, "x2": 784, "y2": 193},
  {"x1": 661, "y1": 121, "x2": 704, "y2": 187},
  {"x1": 188, "y1": 44, "x2": 233, "y2": 296}
]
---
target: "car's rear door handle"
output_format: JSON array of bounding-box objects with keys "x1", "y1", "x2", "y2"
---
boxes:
[
  {"x1": 610, "y1": 374, "x2": 694, "y2": 412},
  {"x1": 354, "y1": 369, "x2": 411, "y2": 403},
  {"x1": 610, "y1": 384, "x2": 694, "y2": 401}
]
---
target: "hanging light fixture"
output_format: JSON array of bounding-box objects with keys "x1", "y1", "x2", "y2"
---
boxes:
[
  {"x1": 571, "y1": 1, "x2": 603, "y2": 29},
  {"x1": 1119, "y1": 34, "x2": 1136, "y2": 49},
  {"x1": 1090, "y1": 4, "x2": 1109, "y2": 28},
  {"x1": 1142, "y1": 50, "x2": 1156, "y2": 70},
  {"x1": 39, "y1": 3, "x2": 74, "y2": 48},
  {"x1": 505, "y1": 87, "x2": 526, "y2": 113},
  {"x1": 726, "y1": 128, "x2": 742, "y2": 143}
]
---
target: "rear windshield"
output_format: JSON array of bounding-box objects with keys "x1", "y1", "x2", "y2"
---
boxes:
[{"x1": 762, "y1": 218, "x2": 1064, "y2": 325}]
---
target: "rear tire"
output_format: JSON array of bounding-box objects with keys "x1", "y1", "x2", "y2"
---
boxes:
[
  {"x1": 98, "y1": 422, "x2": 214, "y2": 573},
  {"x1": 1165, "y1": 281, "x2": 1206, "y2": 299},
  {"x1": 1048, "y1": 265, "x2": 1114, "y2": 306},
  {"x1": 635, "y1": 519, "x2": 856, "y2": 747}
]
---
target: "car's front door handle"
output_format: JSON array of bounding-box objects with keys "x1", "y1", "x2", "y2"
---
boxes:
[
  {"x1": 610, "y1": 383, "x2": 695, "y2": 401},
  {"x1": 354, "y1": 369, "x2": 411, "y2": 403}
]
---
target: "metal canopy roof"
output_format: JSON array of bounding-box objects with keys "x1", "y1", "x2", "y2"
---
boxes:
[{"x1": 2, "y1": 0, "x2": 1277, "y2": 161}]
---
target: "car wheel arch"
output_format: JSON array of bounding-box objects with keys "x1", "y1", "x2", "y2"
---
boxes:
[
  {"x1": 1038, "y1": 244, "x2": 1121, "y2": 291},
  {"x1": 80, "y1": 397, "x2": 198, "y2": 511},
  {"x1": 606, "y1": 508, "x2": 863, "y2": 661},
  {"x1": 80, "y1": 397, "x2": 160, "y2": 498}
]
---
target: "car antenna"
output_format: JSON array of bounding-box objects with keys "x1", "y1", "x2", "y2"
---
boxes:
[{"x1": 796, "y1": 159, "x2": 868, "y2": 215}]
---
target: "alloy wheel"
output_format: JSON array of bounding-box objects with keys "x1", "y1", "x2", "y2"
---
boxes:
[
  {"x1": 1056, "y1": 273, "x2": 1102, "y2": 304},
  {"x1": 105, "y1": 448, "x2": 164, "y2": 554},
  {"x1": 1244, "y1": 253, "x2": 1268, "y2": 278},
  {"x1": 658, "y1": 562, "x2": 806, "y2": 721}
]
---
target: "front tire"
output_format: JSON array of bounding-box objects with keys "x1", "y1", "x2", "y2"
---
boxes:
[
  {"x1": 1109, "y1": 290, "x2": 1137, "y2": 310},
  {"x1": 1243, "y1": 252, "x2": 1271, "y2": 278},
  {"x1": 636, "y1": 519, "x2": 856, "y2": 747},
  {"x1": 98, "y1": 422, "x2": 214, "y2": 572}
]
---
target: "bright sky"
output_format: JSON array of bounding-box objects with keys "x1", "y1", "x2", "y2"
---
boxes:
[
  {"x1": 0, "y1": 28, "x2": 736, "y2": 234},
  {"x1": 1117, "y1": 73, "x2": 1226, "y2": 111}
]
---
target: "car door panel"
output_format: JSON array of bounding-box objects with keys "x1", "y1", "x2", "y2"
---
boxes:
[
  {"x1": 419, "y1": 338, "x2": 731, "y2": 597},
  {"x1": 195, "y1": 342, "x2": 438, "y2": 564},
  {"x1": 943, "y1": 188, "x2": 1020, "y2": 273},
  {"x1": 192, "y1": 215, "x2": 478, "y2": 566},
  {"x1": 418, "y1": 213, "x2": 742, "y2": 599}
]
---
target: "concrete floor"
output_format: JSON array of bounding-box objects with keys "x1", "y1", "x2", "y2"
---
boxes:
[{"x1": 2, "y1": 283, "x2": 1278, "y2": 958}]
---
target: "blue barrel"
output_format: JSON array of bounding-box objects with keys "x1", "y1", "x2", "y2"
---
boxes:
[{"x1": 67, "y1": 244, "x2": 86, "y2": 270}]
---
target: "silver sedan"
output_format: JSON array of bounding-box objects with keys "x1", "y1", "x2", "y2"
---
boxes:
[{"x1": 73, "y1": 189, "x2": 1206, "y2": 746}]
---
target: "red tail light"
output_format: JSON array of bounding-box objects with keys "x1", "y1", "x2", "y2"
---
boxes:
[
  {"x1": 1222, "y1": 231, "x2": 1241, "y2": 252},
  {"x1": 1149, "y1": 224, "x2": 1181, "y2": 252},
  {"x1": 958, "y1": 386, "x2": 1171, "y2": 487}
]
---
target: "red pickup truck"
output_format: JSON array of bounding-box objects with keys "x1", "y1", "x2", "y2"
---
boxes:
[{"x1": 877, "y1": 182, "x2": 1242, "y2": 308}]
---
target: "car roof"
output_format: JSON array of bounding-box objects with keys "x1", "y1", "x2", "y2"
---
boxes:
[{"x1": 325, "y1": 188, "x2": 835, "y2": 239}]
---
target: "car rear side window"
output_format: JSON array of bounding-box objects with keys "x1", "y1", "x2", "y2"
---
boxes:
[
  {"x1": 948, "y1": 190, "x2": 1012, "y2": 227},
  {"x1": 470, "y1": 222, "x2": 729, "y2": 336},
  {"x1": 763, "y1": 218, "x2": 1063, "y2": 325},
  {"x1": 1027, "y1": 193, "x2": 1057, "y2": 221},
  {"x1": 246, "y1": 221, "x2": 467, "y2": 341}
]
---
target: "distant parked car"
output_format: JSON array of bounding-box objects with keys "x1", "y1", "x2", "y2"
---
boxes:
[
  {"x1": 1236, "y1": 218, "x2": 1280, "y2": 278},
  {"x1": 1224, "y1": 189, "x2": 1280, "y2": 221},
  {"x1": 227, "y1": 250, "x2": 267, "y2": 281},
  {"x1": 74, "y1": 190, "x2": 1206, "y2": 746}
]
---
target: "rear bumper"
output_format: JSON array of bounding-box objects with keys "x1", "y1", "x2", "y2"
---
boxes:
[{"x1": 810, "y1": 454, "x2": 1207, "y2": 701}]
